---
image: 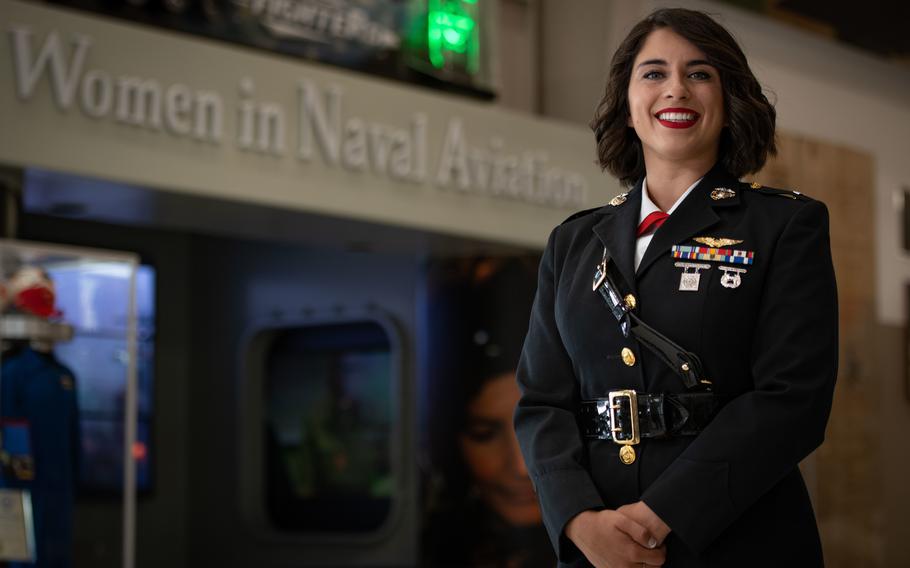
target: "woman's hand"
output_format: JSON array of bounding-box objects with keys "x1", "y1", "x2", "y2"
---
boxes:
[
  {"x1": 617, "y1": 501, "x2": 672, "y2": 545},
  {"x1": 565, "y1": 509, "x2": 666, "y2": 567}
]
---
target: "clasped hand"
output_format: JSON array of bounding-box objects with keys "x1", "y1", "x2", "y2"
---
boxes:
[{"x1": 565, "y1": 501, "x2": 671, "y2": 568}]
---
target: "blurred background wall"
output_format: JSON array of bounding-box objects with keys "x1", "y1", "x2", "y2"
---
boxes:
[{"x1": 1, "y1": 0, "x2": 908, "y2": 566}]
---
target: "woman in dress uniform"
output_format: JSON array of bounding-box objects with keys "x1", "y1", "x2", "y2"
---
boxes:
[{"x1": 514, "y1": 8, "x2": 837, "y2": 568}]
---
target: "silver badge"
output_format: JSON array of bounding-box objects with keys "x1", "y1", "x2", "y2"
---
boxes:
[
  {"x1": 674, "y1": 262, "x2": 711, "y2": 292},
  {"x1": 719, "y1": 266, "x2": 747, "y2": 289}
]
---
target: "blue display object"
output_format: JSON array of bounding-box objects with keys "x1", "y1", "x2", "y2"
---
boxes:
[{"x1": 47, "y1": 264, "x2": 156, "y2": 494}]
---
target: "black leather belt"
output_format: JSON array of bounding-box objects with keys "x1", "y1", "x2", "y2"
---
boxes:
[{"x1": 579, "y1": 390, "x2": 730, "y2": 443}]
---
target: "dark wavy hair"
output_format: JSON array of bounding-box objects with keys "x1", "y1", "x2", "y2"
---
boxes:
[{"x1": 590, "y1": 8, "x2": 776, "y2": 186}]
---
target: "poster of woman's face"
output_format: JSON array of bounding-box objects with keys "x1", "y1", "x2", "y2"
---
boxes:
[
  {"x1": 421, "y1": 257, "x2": 555, "y2": 568},
  {"x1": 458, "y1": 369, "x2": 541, "y2": 527}
]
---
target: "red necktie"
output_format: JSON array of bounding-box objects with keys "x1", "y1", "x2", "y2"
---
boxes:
[{"x1": 637, "y1": 211, "x2": 670, "y2": 237}]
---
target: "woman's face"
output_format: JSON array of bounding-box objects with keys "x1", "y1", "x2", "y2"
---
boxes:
[
  {"x1": 627, "y1": 28, "x2": 725, "y2": 169},
  {"x1": 459, "y1": 372, "x2": 541, "y2": 526}
]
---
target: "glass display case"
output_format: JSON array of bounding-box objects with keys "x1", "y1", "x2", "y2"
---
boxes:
[{"x1": 0, "y1": 239, "x2": 139, "y2": 568}]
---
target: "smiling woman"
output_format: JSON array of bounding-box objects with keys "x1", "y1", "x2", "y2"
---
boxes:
[
  {"x1": 515, "y1": 7, "x2": 837, "y2": 568},
  {"x1": 626, "y1": 29, "x2": 726, "y2": 175},
  {"x1": 591, "y1": 10, "x2": 776, "y2": 189}
]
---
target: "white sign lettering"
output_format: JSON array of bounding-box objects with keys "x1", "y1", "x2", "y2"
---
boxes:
[
  {"x1": 7, "y1": 25, "x2": 587, "y2": 209},
  {"x1": 10, "y1": 26, "x2": 223, "y2": 142},
  {"x1": 297, "y1": 80, "x2": 426, "y2": 181}
]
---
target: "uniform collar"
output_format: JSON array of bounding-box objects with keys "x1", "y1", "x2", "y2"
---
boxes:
[
  {"x1": 639, "y1": 176, "x2": 702, "y2": 224},
  {"x1": 593, "y1": 163, "x2": 741, "y2": 285},
  {"x1": 592, "y1": 180, "x2": 642, "y2": 291}
]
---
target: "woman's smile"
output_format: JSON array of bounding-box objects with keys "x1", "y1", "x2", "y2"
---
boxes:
[{"x1": 655, "y1": 107, "x2": 700, "y2": 128}]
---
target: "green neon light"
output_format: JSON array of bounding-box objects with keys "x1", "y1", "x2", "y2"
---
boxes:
[{"x1": 427, "y1": 0, "x2": 479, "y2": 71}]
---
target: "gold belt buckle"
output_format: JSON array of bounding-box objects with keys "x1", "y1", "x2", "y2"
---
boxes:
[{"x1": 608, "y1": 389, "x2": 640, "y2": 465}]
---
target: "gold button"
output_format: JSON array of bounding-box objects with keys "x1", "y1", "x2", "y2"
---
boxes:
[
  {"x1": 624, "y1": 294, "x2": 637, "y2": 310},
  {"x1": 621, "y1": 347, "x2": 636, "y2": 367},
  {"x1": 619, "y1": 445, "x2": 636, "y2": 465}
]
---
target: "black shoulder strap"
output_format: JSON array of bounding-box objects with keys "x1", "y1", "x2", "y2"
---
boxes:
[{"x1": 593, "y1": 248, "x2": 711, "y2": 391}]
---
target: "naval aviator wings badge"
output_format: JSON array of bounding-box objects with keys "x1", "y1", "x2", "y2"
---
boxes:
[{"x1": 693, "y1": 237, "x2": 743, "y2": 248}]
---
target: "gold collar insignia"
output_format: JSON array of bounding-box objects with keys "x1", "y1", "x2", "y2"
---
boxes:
[
  {"x1": 710, "y1": 187, "x2": 736, "y2": 200},
  {"x1": 609, "y1": 192, "x2": 629, "y2": 206}
]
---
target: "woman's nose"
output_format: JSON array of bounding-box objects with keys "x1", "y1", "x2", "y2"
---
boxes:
[{"x1": 665, "y1": 76, "x2": 690, "y2": 100}]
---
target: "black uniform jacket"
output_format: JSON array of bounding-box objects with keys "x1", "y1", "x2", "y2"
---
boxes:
[{"x1": 515, "y1": 164, "x2": 838, "y2": 567}]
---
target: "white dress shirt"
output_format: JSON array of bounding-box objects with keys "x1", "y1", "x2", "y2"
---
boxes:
[{"x1": 634, "y1": 177, "x2": 703, "y2": 271}]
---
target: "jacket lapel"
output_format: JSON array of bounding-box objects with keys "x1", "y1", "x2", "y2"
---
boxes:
[
  {"x1": 635, "y1": 166, "x2": 740, "y2": 278},
  {"x1": 592, "y1": 180, "x2": 642, "y2": 292}
]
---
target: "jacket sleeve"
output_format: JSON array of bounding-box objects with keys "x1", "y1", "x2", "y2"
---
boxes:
[
  {"x1": 514, "y1": 225, "x2": 605, "y2": 563},
  {"x1": 641, "y1": 199, "x2": 839, "y2": 553}
]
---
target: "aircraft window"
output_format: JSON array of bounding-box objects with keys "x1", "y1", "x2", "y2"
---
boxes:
[{"x1": 263, "y1": 321, "x2": 394, "y2": 532}]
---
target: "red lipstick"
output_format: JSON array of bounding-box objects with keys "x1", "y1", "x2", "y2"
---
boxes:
[{"x1": 655, "y1": 107, "x2": 700, "y2": 129}]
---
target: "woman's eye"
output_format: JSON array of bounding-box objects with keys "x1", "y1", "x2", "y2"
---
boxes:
[
  {"x1": 689, "y1": 71, "x2": 711, "y2": 80},
  {"x1": 464, "y1": 427, "x2": 498, "y2": 443},
  {"x1": 643, "y1": 70, "x2": 664, "y2": 80}
]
